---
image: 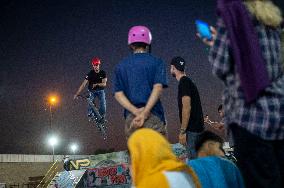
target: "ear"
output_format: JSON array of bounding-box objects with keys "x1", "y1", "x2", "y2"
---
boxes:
[
  {"x1": 206, "y1": 141, "x2": 215, "y2": 150},
  {"x1": 199, "y1": 141, "x2": 209, "y2": 151},
  {"x1": 129, "y1": 44, "x2": 135, "y2": 50}
]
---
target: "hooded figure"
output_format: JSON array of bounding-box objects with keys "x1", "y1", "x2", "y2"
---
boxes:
[{"x1": 127, "y1": 128, "x2": 201, "y2": 188}]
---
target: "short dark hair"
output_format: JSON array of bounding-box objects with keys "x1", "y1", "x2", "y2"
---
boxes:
[
  {"x1": 195, "y1": 131, "x2": 224, "y2": 152},
  {"x1": 129, "y1": 42, "x2": 151, "y2": 53},
  {"x1": 217, "y1": 104, "x2": 223, "y2": 112},
  {"x1": 130, "y1": 42, "x2": 149, "y2": 49}
]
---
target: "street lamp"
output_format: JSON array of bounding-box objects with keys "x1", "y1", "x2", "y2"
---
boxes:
[
  {"x1": 48, "y1": 136, "x2": 58, "y2": 162},
  {"x1": 70, "y1": 144, "x2": 78, "y2": 159},
  {"x1": 47, "y1": 95, "x2": 59, "y2": 132}
]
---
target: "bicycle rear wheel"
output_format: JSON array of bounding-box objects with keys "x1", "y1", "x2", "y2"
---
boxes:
[{"x1": 95, "y1": 121, "x2": 107, "y2": 140}]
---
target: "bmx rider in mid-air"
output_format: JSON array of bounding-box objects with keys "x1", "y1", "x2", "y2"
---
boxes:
[{"x1": 74, "y1": 57, "x2": 107, "y2": 124}]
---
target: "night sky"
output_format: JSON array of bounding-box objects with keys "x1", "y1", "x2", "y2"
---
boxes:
[{"x1": 1, "y1": 0, "x2": 283, "y2": 155}]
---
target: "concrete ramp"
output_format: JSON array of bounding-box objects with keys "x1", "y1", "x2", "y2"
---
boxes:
[
  {"x1": 51, "y1": 143, "x2": 187, "y2": 188},
  {"x1": 76, "y1": 163, "x2": 131, "y2": 188},
  {"x1": 49, "y1": 170, "x2": 86, "y2": 188}
]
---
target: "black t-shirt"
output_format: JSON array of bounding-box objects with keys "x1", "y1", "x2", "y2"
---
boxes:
[
  {"x1": 85, "y1": 70, "x2": 106, "y2": 91},
  {"x1": 178, "y1": 76, "x2": 204, "y2": 133}
]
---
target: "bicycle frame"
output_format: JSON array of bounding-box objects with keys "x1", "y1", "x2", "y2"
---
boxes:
[{"x1": 78, "y1": 94, "x2": 107, "y2": 140}]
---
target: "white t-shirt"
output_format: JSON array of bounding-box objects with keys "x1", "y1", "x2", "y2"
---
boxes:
[
  {"x1": 163, "y1": 171, "x2": 196, "y2": 188},
  {"x1": 131, "y1": 171, "x2": 196, "y2": 188}
]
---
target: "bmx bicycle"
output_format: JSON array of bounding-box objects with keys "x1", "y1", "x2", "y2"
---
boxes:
[{"x1": 78, "y1": 94, "x2": 108, "y2": 140}]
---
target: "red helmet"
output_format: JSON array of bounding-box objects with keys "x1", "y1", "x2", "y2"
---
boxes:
[{"x1": 91, "y1": 57, "x2": 101, "y2": 66}]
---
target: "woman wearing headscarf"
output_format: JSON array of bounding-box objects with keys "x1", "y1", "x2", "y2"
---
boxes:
[{"x1": 127, "y1": 128, "x2": 201, "y2": 188}]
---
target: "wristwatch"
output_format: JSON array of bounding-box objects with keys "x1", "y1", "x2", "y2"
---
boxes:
[{"x1": 179, "y1": 128, "x2": 186, "y2": 134}]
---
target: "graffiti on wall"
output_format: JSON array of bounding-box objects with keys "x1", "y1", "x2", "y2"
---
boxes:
[
  {"x1": 172, "y1": 143, "x2": 188, "y2": 161},
  {"x1": 89, "y1": 151, "x2": 129, "y2": 168},
  {"x1": 84, "y1": 163, "x2": 131, "y2": 187},
  {"x1": 69, "y1": 159, "x2": 91, "y2": 170}
]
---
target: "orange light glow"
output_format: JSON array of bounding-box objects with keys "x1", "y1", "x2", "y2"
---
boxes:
[{"x1": 48, "y1": 95, "x2": 58, "y2": 105}]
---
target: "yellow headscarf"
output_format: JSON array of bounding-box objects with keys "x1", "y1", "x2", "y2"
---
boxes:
[{"x1": 127, "y1": 128, "x2": 201, "y2": 188}]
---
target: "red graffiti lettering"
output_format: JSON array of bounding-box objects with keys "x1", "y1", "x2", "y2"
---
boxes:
[
  {"x1": 98, "y1": 168, "x2": 109, "y2": 177},
  {"x1": 111, "y1": 175, "x2": 127, "y2": 184},
  {"x1": 97, "y1": 167, "x2": 118, "y2": 177},
  {"x1": 109, "y1": 167, "x2": 117, "y2": 176}
]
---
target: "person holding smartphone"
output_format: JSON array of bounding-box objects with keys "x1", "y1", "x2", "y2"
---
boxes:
[{"x1": 197, "y1": 0, "x2": 284, "y2": 187}]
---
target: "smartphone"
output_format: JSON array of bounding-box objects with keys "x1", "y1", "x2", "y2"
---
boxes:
[{"x1": 195, "y1": 20, "x2": 212, "y2": 40}]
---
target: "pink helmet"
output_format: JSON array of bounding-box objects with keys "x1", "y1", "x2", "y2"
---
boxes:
[{"x1": 128, "y1": 26, "x2": 152, "y2": 45}]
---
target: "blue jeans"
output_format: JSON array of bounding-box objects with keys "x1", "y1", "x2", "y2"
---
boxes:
[
  {"x1": 88, "y1": 90, "x2": 106, "y2": 119},
  {"x1": 186, "y1": 131, "x2": 202, "y2": 159}
]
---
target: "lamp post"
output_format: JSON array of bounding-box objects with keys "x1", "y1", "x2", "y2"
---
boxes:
[
  {"x1": 70, "y1": 144, "x2": 78, "y2": 160},
  {"x1": 48, "y1": 136, "x2": 58, "y2": 162},
  {"x1": 47, "y1": 95, "x2": 58, "y2": 132}
]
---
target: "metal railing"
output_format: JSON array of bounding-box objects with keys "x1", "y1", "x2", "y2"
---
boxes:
[{"x1": 36, "y1": 160, "x2": 60, "y2": 188}]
